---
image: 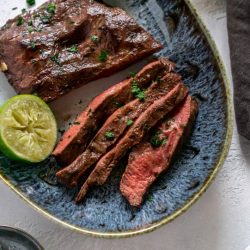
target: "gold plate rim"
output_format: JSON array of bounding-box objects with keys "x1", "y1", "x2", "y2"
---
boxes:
[{"x1": 0, "y1": 0, "x2": 233, "y2": 239}]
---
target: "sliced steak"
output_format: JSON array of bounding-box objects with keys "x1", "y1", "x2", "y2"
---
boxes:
[
  {"x1": 56, "y1": 72, "x2": 181, "y2": 186},
  {"x1": 0, "y1": 0, "x2": 162, "y2": 102},
  {"x1": 120, "y1": 96, "x2": 198, "y2": 207},
  {"x1": 75, "y1": 83, "x2": 189, "y2": 202},
  {"x1": 53, "y1": 59, "x2": 174, "y2": 165}
]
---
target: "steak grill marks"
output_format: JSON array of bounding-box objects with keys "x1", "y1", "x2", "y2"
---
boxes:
[{"x1": 0, "y1": 0, "x2": 162, "y2": 102}]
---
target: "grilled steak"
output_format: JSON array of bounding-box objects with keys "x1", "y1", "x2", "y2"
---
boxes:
[
  {"x1": 120, "y1": 96, "x2": 198, "y2": 207},
  {"x1": 0, "y1": 0, "x2": 162, "y2": 102},
  {"x1": 56, "y1": 72, "x2": 181, "y2": 187},
  {"x1": 53, "y1": 59, "x2": 174, "y2": 165},
  {"x1": 75, "y1": 83, "x2": 189, "y2": 202}
]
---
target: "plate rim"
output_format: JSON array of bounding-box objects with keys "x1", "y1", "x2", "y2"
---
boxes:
[
  {"x1": 0, "y1": 0, "x2": 233, "y2": 238},
  {"x1": 0, "y1": 225, "x2": 44, "y2": 249}
]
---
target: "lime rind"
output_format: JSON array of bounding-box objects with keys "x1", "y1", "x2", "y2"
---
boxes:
[{"x1": 0, "y1": 95, "x2": 57, "y2": 163}]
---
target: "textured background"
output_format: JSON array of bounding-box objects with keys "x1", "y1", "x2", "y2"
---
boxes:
[{"x1": 0, "y1": 0, "x2": 250, "y2": 249}]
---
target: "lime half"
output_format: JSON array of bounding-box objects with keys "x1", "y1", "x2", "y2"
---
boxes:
[{"x1": 0, "y1": 95, "x2": 57, "y2": 163}]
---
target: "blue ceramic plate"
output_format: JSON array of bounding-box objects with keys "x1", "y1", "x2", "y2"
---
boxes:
[{"x1": 0, "y1": 0, "x2": 232, "y2": 237}]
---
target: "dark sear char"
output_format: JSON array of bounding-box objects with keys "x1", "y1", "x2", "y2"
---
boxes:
[
  {"x1": 120, "y1": 96, "x2": 198, "y2": 207},
  {"x1": 53, "y1": 59, "x2": 175, "y2": 165},
  {"x1": 75, "y1": 83, "x2": 189, "y2": 203},
  {"x1": 56, "y1": 72, "x2": 182, "y2": 187},
  {"x1": 0, "y1": 0, "x2": 163, "y2": 102}
]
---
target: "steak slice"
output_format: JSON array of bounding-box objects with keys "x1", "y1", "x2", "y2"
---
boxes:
[
  {"x1": 120, "y1": 96, "x2": 198, "y2": 207},
  {"x1": 0, "y1": 0, "x2": 162, "y2": 102},
  {"x1": 56, "y1": 72, "x2": 181, "y2": 187},
  {"x1": 53, "y1": 59, "x2": 174, "y2": 165},
  {"x1": 75, "y1": 83, "x2": 189, "y2": 202}
]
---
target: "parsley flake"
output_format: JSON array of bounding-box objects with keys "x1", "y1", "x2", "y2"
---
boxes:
[
  {"x1": 27, "y1": 0, "x2": 35, "y2": 6},
  {"x1": 131, "y1": 80, "x2": 145, "y2": 101},
  {"x1": 29, "y1": 40, "x2": 36, "y2": 49},
  {"x1": 91, "y1": 35, "x2": 99, "y2": 43},
  {"x1": 17, "y1": 16, "x2": 24, "y2": 26},
  {"x1": 28, "y1": 26, "x2": 33, "y2": 33},
  {"x1": 47, "y1": 3, "x2": 56, "y2": 14},
  {"x1": 98, "y1": 50, "x2": 108, "y2": 62},
  {"x1": 148, "y1": 195, "x2": 154, "y2": 202},
  {"x1": 68, "y1": 44, "x2": 78, "y2": 53},
  {"x1": 41, "y1": 15, "x2": 51, "y2": 24},
  {"x1": 150, "y1": 130, "x2": 167, "y2": 147},
  {"x1": 105, "y1": 131, "x2": 115, "y2": 140},
  {"x1": 127, "y1": 119, "x2": 133, "y2": 126},
  {"x1": 129, "y1": 71, "x2": 136, "y2": 78},
  {"x1": 50, "y1": 53, "x2": 61, "y2": 66},
  {"x1": 22, "y1": 8, "x2": 27, "y2": 14}
]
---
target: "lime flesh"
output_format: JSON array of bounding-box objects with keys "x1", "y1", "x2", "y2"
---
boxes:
[{"x1": 0, "y1": 95, "x2": 57, "y2": 163}]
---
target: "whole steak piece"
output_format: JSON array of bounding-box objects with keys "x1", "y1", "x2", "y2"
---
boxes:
[
  {"x1": 120, "y1": 96, "x2": 198, "y2": 207},
  {"x1": 0, "y1": 0, "x2": 162, "y2": 102}
]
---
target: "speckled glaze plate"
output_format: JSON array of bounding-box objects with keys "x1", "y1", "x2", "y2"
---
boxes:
[{"x1": 0, "y1": 0, "x2": 232, "y2": 238}]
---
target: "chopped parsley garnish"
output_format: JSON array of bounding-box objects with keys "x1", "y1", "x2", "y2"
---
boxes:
[
  {"x1": 98, "y1": 50, "x2": 108, "y2": 62},
  {"x1": 136, "y1": 91, "x2": 145, "y2": 100},
  {"x1": 150, "y1": 130, "x2": 167, "y2": 147},
  {"x1": 28, "y1": 26, "x2": 33, "y2": 33},
  {"x1": 28, "y1": 20, "x2": 33, "y2": 26},
  {"x1": 27, "y1": 0, "x2": 35, "y2": 6},
  {"x1": 17, "y1": 16, "x2": 24, "y2": 26},
  {"x1": 22, "y1": 8, "x2": 27, "y2": 14},
  {"x1": 68, "y1": 44, "x2": 78, "y2": 53},
  {"x1": 41, "y1": 15, "x2": 51, "y2": 24},
  {"x1": 73, "y1": 122, "x2": 80, "y2": 125},
  {"x1": 50, "y1": 53, "x2": 61, "y2": 66},
  {"x1": 131, "y1": 80, "x2": 145, "y2": 101},
  {"x1": 29, "y1": 40, "x2": 36, "y2": 49},
  {"x1": 105, "y1": 131, "x2": 115, "y2": 140},
  {"x1": 148, "y1": 195, "x2": 154, "y2": 202},
  {"x1": 91, "y1": 35, "x2": 99, "y2": 43},
  {"x1": 129, "y1": 71, "x2": 136, "y2": 78},
  {"x1": 127, "y1": 119, "x2": 133, "y2": 126},
  {"x1": 47, "y1": 3, "x2": 56, "y2": 14}
]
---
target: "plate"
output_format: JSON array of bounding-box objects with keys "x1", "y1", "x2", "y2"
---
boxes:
[
  {"x1": 0, "y1": 226, "x2": 43, "y2": 250},
  {"x1": 0, "y1": 0, "x2": 232, "y2": 238}
]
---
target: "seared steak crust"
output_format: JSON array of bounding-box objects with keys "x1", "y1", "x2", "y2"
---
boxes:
[{"x1": 0, "y1": 0, "x2": 162, "y2": 102}]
